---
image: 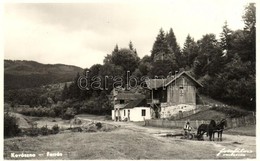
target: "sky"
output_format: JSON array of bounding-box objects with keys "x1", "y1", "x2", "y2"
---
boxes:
[{"x1": 4, "y1": 0, "x2": 251, "y2": 68}]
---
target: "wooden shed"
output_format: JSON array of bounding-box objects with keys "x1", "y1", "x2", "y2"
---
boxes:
[{"x1": 145, "y1": 71, "x2": 203, "y2": 118}]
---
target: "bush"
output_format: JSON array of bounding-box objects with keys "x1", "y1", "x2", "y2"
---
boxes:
[
  {"x1": 23, "y1": 125, "x2": 60, "y2": 136},
  {"x1": 4, "y1": 113, "x2": 21, "y2": 138},
  {"x1": 52, "y1": 124, "x2": 60, "y2": 134},
  {"x1": 48, "y1": 109, "x2": 56, "y2": 118},
  {"x1": 96, "y1": 122, "x2": 102, "y2": 129},
  {"x1": 40, "y1": 126, "x2": 49, "y2": 135},
  {"x1": 62, "y1": 108, "x2": 76, "y2": 120},
  {"x1": 26, "y1": 128, "x2": 39, "y2": 137}
]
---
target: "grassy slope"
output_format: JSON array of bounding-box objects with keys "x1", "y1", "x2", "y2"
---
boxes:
[
  {"x1": 4, "y1": 128, "x2": 256, "y2": 160},
  {"x1": 179, "y1": 94, "x2": 253, "y2": 121},
  {"x1": 198, "y1": 95, "x2": 228, "y2": 106},
  {"x1": 179, "y1": 109, "x2": 227, "y2": 121},
  {"x1": 4, "y1": 114, "x2": 256, "y2": 159},
  {"x1": 199, "y1": 94, "x2": 251, "y2": 113},
  {"x1": 2, "y1": 129, "x2": 234, "y2": 160}
]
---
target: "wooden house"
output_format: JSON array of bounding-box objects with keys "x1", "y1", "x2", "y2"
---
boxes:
[{"x1": 145, "y1": 71, "x2": 203, "y2": 118}]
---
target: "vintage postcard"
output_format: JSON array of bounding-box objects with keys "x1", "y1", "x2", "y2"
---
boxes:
[{"x1": 2, "y1": 0, "x2": 257, "y2": 160}]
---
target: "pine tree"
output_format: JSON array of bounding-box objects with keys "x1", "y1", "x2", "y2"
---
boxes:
[
  {"x1": 166, "y1": 28, "x2": 181, "y2": 67},
  {"x1": 182, "y1": 34, "x2": 199, "y2": 67},
  {"x1": 151, "y1": 28, "x2": 170, "y2": 61},
  {"x1": 242, "y1": 3, "x2": 256, "y2": 69},
  {"x1": 104, "y1": 44, "x2": 119, "y2": 64},
  {"x1": 129, "y1": 41, "x2": 134, "y2": 50},
  {"x1": 243, "y1": 3, "x2": 256, "y2": 34},
  {"x1": 61, "y1": 83, "x2": 69, "y2": 101},
  {"x1": 70, "y1": 72, "x2": 81, "y2": 99},
  {"x1": 129, "y1": 41, "x2": 138, "y2": 56},
  {"x1": 112, "y1": 44, "x2": 119, "y2": 54},
  {"x1": 220, "y1": 21, "x2": 232, "y2": 56}
]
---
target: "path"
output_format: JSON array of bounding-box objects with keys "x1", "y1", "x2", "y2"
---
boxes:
[{"x1": 76, "y1": 115, "x2": 256, "y2": 159}]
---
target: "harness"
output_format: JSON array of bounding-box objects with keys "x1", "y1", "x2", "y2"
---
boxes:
[{"x1": 215, "y1": 119, "x2": 226, "y2": 132}]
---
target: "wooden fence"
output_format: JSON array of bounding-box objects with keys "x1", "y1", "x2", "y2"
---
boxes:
[{"x1": 145, "y1": 113, "x2": 256, "y2": 129}]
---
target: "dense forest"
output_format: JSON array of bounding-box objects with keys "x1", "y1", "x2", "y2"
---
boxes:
[{"x1": 5, "y1": 3, "x2": 256, "y2": 116}]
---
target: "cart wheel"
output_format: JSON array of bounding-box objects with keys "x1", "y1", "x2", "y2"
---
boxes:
[{"x1": 188, "y1": 134, "x2": 194, "y2": 140}]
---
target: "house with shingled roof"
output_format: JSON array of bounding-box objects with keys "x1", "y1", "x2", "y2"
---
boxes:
[
  {"x1": 145, "y1": 71, "x2": 203, "y2": 119},
  {"x1": 111, "y1": 87, "x2": 151, "y2": 121}
]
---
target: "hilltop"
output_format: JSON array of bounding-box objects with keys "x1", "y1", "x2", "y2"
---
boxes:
[{"x1": 4, "y1": 60, "x2": 83, "y2": 90}]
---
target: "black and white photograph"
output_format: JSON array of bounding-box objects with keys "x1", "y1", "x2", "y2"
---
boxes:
[{"x1": 2, "y1": 0, "x2": 257, "y2": 160}]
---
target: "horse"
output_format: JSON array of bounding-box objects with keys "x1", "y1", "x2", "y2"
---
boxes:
[
  {"x1": 197, "y1": 120, "x2": 216, "y2": 141},
  {"x1": 214, "y1": 119, "x2": 227, "y2": 141}
]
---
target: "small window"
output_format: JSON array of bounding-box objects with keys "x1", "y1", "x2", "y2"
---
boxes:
[
  {"x1": 120, "y1": 100, "x2": 125, "y2": 104},
  {"x1": 141, "y1": 109, "x2": 146, "y2": 116},
  {"x1": 179, "y1": 86, "x2": 184, "y2": 89}
]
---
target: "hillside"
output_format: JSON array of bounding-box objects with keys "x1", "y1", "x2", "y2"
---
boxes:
[
  {"x1": 177, "y1": 95, "x2": 253, "y2": 121},
  {"x1": 4, "y1": 60, "x2": 83, "y2": 90}
]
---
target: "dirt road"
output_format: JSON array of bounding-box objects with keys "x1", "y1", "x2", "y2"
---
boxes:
[
  {"x1": 76, "y1": 116, "x2": 256, "y2": 159},
  {"x1": 4, "y1": 115, "x2": 256, "y2": 159}
]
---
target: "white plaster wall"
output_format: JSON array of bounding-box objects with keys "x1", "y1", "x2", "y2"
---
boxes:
[
  {"x1": 111, "y1": 110, "x2": 115, "y2": 120},
  {"x1": 112, "y1": 107, "x2": 151, "y2": 121},
  {"x1": 130, "y1": 107, "x2": 151, "y2": 121}
]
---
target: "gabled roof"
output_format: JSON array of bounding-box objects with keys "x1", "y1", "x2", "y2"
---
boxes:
[
  {"x1": 116, "y1": 93, "x2": 145, "y2": 100},
  {"x1": 145, "y1": 71, "x2": 203, "y2": 89},
  {"x1": 122, "y1": 99, "x2": 147, "y2": 109},
  {"x1": 165, "y1": 71, "x2": 203, "y2": 87}
]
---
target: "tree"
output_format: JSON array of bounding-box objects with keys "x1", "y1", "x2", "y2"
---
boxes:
[
  {"x1": 129, "y1": 41, "x2": 138, "y2": 56},
  {"x1": 89, "y1": 64, "x2": 102, "y2": 78},
  {"x1": 182, "y1": 34, "x2": 199, "y2": 67},
  {"x1": 111, "y1": 48, "x2": 140, "y2": 74},
  {"x1": 112, "y1": 44, "x2": 119, "y2": 54},
  {"x1": 103, "y1": 54, "x2": 112, "y2": 64},
  {"x1": 67, "y1": 72, "x2": 81, "y2": 99},
  {"x1": 138, "y1": 55, "x2": 152, "y2": 76},
  {"x1": 149, "y1": 60, "x2": 176, "y2": 78},
  {"x1": 129, "y1": 41, "x2": 134, "y2": 50},
  {"x1": 242, "y1": 3, "x2": 256, "y2": 69},
  {"x1": 61, "y1": 83, "x2": 69, "y2": 101},
  {"x1": 243, "y1": 3, "x2": 256, "y2": 34},
  {"x1": 220, "y1": 21, "x2": 232, "y2": 58},
  {"x1": 194, "y1": 34, "x2": 222, "y2": 77},
  {"x1": 209, "y1": 54, "x2": 255, "y2": 110},
  {"x1": 166, "y1": 28, "x2": 181, "y2": 67},
  {"x1": 4, "y1": 112, "x2": 21, "y2": 138},
  {"x1": 151, "y1": 28, "x2": 170, "y2": 61},
  {"x1": 99, "y1": 63, "x2": 124, "y2": 92}
]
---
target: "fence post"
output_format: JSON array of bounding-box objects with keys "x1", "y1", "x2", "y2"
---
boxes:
[{"x1": 161, "y1": 120, "x2": 164, "y2": 127}]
